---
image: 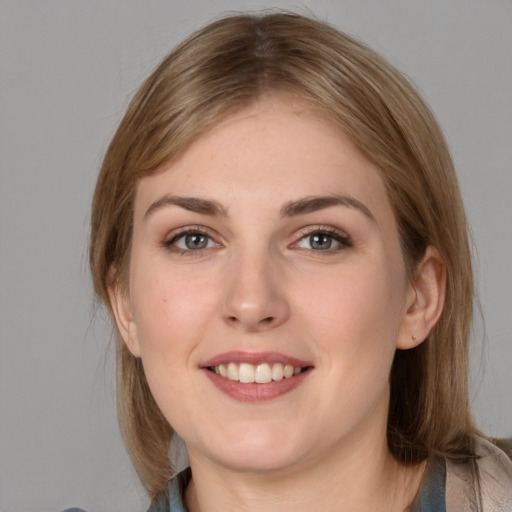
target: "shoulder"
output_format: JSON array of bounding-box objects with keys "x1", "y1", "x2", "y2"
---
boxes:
[
  {"x1": 446, "y1": 436, "x2": 512, "y2": 511},
  {"x1": 475, "y1": 437, "x2": 512, "y2": 509},
  {"x1": 147, "y1": 467, "x2": 191, "y2": 512}
]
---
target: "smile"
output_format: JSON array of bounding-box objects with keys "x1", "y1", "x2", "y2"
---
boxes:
[
  {"x1": 208, "y1": 362, "x2": 305, "y2": 383},
  {"x1": 201, "y1": 352, "x2": 313, "y2": 401}
]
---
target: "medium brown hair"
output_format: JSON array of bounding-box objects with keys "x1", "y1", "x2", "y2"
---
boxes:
[{"x1": 90, "y1": 12, "x2": 477, "y2": 498}]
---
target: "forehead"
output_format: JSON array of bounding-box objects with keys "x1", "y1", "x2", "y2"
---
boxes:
[{"x1": 134, "y1": 93, "x2": 391, "y2": 221}]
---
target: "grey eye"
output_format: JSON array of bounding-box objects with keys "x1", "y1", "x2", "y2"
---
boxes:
[
  {"x1": 295, "y1": 230, "x2": 351, "y2": 252},
  {"x1": 183, "y1": 233, "x2": 209, "y2": 249},
  {"x1": 167, "y1": 231, "x2": 217, "y2": 251},
  {"x1": 309, "y1": 233, "x2": 333, "y2": 250}
]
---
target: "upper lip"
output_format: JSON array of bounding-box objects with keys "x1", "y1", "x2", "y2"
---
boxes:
[{"x1": 200, "y1": 351, "x2": 313, "y2": 368}]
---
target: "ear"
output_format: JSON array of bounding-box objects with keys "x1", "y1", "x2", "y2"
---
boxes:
[
  {"x1": 108, "y1": 280, "x2": 141, "y2": 358},
  {"x1": 397, "y1": 246, "x2": 446, "y2": 350}
]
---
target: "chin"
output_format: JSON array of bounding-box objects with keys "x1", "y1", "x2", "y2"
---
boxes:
[
  {"x1": 214, "y1": 448, "x2": 306, "y2": 475},
  {"x1": 196, "y1": 425, "x2": 310, "y2": 474}
]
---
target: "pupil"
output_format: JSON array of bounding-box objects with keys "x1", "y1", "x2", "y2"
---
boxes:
[
  {"x1": 185, "y1": 233, "x2": 207, "y2": 249},
  {"x1": 310, "y1": 234, "x2": 332, "y2": 250}
]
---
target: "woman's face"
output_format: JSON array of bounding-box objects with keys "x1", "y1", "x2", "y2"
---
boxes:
[{"x1": 114, "y1": 94, "x2": 417, "y2": 474}]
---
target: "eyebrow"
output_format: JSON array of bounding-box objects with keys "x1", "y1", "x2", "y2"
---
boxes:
[
  {"x1": 280, "y1": 195, "x2": 375, "y2": 222},
  {"x1": 144, "y1": 195, "x2": 227, "y2": 219},
  {"x1": 143, "y1": 193, "x2": 375, "y2": 223}
]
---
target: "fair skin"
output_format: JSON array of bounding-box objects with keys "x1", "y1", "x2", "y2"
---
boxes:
[{"x1": 110, "y1": 94, "x2": 445, "y2": 511}]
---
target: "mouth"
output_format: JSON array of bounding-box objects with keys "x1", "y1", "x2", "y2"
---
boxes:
[
  {"x1": 207, "y1": 362, "x2": 309, "y2": 384},
  {"x1": 200, "y1": 351, "x2": 313, "y2": 401}
]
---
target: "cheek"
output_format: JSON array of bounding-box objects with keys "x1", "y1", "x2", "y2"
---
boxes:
[
  {"x1": 298, "y1": 261, "x2": 404, "y2": 377},
  {"x1": 127, "y1": 265, "x2": 220, "y2": 428},
  {"x1": 129, "y1": 261, "x2": 219, "y2": 361}
]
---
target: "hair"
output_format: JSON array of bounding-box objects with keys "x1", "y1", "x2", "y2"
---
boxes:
[{"x1": 90, "y1": 11, "x2": 479, "y2": 498}]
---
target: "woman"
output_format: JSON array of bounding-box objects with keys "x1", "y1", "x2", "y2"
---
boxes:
[{"x1": 89, "y1": 12, "x2": 512, "y2": 511}]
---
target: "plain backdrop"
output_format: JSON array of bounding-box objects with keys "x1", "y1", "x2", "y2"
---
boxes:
[{"x1": 1, "y1": 1, "x2": 511, "y2": 510}]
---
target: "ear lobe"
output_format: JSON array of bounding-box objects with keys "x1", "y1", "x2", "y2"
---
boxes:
[
  {"x1": 108, "y1": 281, "x2": 141, "y2": 358},
  {"x1": 397, "y1": 247, "x2": 446, "y2": 350}
]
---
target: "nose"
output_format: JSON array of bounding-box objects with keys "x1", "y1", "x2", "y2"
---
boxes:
[{"x1": 222, "y1": 249, "x2": 290, "y2": 332}]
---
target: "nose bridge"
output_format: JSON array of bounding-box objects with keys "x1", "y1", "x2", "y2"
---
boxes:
[{"x1": 222, "y1": 242, "x2": 289, "y2": 331}]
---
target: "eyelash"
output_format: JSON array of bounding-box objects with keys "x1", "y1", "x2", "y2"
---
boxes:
[
  {"x1": 163, "y1": 225, "x2": 352, "y2": 256},
  {"x1": 293, "y1": 226, "x2": 352, "y2": 252},
  {"x1": 163, "y1": 226, "x2": 220, "y2": 256}
]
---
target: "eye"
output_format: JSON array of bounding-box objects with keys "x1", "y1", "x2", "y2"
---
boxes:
[
  {"x1": 295, "y1": 229, "x2": 352, "y2": 251},
  {"x1": 165, "y1": 229, "x2": 219, "y2": 253}
]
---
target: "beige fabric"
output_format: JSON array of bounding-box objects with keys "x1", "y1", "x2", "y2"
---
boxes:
[{"x1": 446, "y1": 437, "x2": 512, "y2": 511}]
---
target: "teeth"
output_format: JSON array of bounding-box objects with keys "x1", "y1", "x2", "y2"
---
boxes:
[
  {"x1": 239, "y1": 363, "x2": 255, "y2": 383},
  {"x1": 219, "y1": 364, "x2": 228, "y2": 378},
  {"x1": 271, "y1": 363, "x2": 284, "y2": 381},
  {"x1": 227, "y1": 362, "x2": 239, "y2": 381},
  {"x1": 212, "y1": 362, "x2": 305, "y2": 383},
  {"x1": 255, "y1": 363, "x2": 272, "y2": 383},
  {"x1": 283, "y1": 364, "x2": 294, "y2": 378}
]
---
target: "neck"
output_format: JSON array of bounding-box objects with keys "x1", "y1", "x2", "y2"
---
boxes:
[{"x1": 184, "y1": 431, "x2": 425, "y2": 512}]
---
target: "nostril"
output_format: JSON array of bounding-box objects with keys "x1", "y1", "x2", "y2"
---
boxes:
[{"x1": 225, "y1": 314, "x2": 275, "y2": 328}]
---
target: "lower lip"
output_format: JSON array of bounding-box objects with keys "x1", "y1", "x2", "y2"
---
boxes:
[{"x1": 203, "y1": 368, "x2": 312, "y2": 402}]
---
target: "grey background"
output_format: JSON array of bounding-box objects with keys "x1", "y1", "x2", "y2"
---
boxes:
[{"x1": 1, "y1": 1, "x2": 510, "y2": 510}]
